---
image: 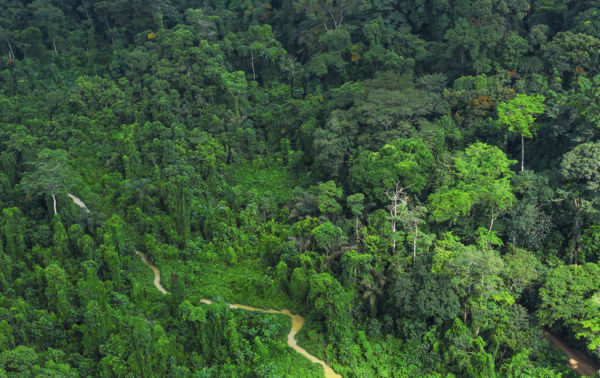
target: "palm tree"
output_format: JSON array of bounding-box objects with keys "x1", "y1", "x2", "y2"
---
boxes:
[
  {"x1": 75, "y1": 208, "x2": 107, "y2": 234},
  {"x1": 202, "y1": 198, "x2": 227, "y2": 239},
  {"x1": 124, "y1": 178, "x2": 157, "y2": 212},
  {"x1": 325, "y1": 236, "x2": 355, "y2": 258},
  {"x1": 289, "y1": 235, "x2": 312, "y2": 252},
  {"x1": 288, "y1": 192, "x2": 318, "y2": 219},
  {"x1": 360, "y1": 270, "x2": 387, "y2": 317}
]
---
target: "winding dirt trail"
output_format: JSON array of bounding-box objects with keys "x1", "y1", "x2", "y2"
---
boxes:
[
  {"x1": 68, "y1": 194, "x2": 341, "y2": 378},
  {"x1": 136, "y1": 251, "x2": 341, "y2": 378},
  {"x1": 544, "y1": 329, "x2": 600, "y2": 377},
  {"x1": 135, "y1": 251, "x2": 167, "y2": 294},
  {"x1": 69, "y1": 194, "x2": 600, "y2": 378}
]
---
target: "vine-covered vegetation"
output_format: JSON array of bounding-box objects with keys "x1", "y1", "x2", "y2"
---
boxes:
[{"x1": 2, "y1": 0, "x2": 600, "y2": 376}]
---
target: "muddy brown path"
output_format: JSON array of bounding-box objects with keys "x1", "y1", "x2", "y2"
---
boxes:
[
  {"x1": 545, "y1": 329, "x2": 600, "y2": 376},
  {"x1": 69, "y1": 195, "x2": 341, "y2": 376},
  {"x1": 135, "y1": 251, "x2": 341, "y2": 378}
]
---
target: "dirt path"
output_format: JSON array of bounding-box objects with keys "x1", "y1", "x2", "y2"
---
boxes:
[
  {"x1": 70, "y1": 194, "x2": 600, "y2": 378},
  {"x1": 135, "y1": 251, "x2": 341, "y2": 378},
  {"x1": 68, "y1": 193, "x2": 89, "y2": 212},
  {"x1": 545, "y1": 329, "x2": 600, "y2": 377},
  {"x1": 135, "y1": 251, "x2": 167, "y2": 294}
]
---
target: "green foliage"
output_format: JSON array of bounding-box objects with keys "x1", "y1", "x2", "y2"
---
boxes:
[
  {"x1": 346, "y1": 193, "x2": 364, "y2": 217},
  {"x1": 358, "y1": 72, "x2": 432, "y2": 131},
  {"x1": 316, "y1": 181, "x2": 343, "y2": 215},
  {"x1": 542, "y1": 32, "x2": 600, "y2": 77},
  {"x1": 429, "y1": 143, "x2": 516, "y2": 226},
  {"x1": 498, "y1": 94, "x2": 546, "y2": 139},
  {"x1": 0, "y1": 0, "x2": 597, "y2": 376},
  {"x1": 20, "y1": 149, "x2": 78, "y2": 214},
  {"x1": 538, "y1": 264, "x2": 600, "y2": 351},
  {"x1": 350, "y1": 138, "x2": 434, "y2": 201}
]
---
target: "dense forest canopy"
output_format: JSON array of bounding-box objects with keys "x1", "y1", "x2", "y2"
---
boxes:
[{"x1": 2, "y1": 0, "x2": 600, "y2": 376}]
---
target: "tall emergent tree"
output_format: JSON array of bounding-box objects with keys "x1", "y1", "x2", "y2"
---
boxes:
[
  {"x1": 497, "y1": 94, "x2": 546, "y2": 171},
  {"x1": 21, "y1": 149, "x2": 78, "y2": 214}
]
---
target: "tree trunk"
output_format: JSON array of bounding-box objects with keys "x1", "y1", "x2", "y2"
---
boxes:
[
  {"x1": 235, "y1": 97, "x2": 240, "y2": 124},
  {"x1": 413, "y1": 224, "x2": 417, "y2": 262},
  {"x1": 391, "y1": 200, "x2": 397, "y2": 254},
  {"x1": 521, "y1": 134, "x2": 524, "y2": 171},
  {"x1": 574, "y1": 198, "x2": 581, "y2": 266},
  {"x1": 52, "y1": 195, "x2": 57, "y2": 215},
  {"x1": 512, "y1": 233, "x2": 515, "y2": 254},
  {"x1": 250, "y1": 50, "x2": 256, "y2": 81},
  {"x1": 7, "y1": 40, "x2": 15, "y2": 60},
  {"x1": 82, "y1": 0, "x2": 90, "y2": 19},
  {"x1": 461, "y1": 48, "x2": 464, "y2": 77}
]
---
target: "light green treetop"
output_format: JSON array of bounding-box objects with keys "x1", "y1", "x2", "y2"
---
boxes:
[{"x1": 497, "y1": 93, "x2": 546, "y2": 138}]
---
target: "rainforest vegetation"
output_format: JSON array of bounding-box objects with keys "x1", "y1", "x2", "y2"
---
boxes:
[{"x1": 3, "y1": 0, "x2": 600, "y2": 376}]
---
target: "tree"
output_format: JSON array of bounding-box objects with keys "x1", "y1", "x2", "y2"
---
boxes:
[
  {"x1": 341, "y1": 250, "x2": 372, "y2": 285},
  {"x1": 385, "y1": 180, "x2": 410, "y2": 255},
  {"x1": 443, "y1": 0, "x2": 527, "y2": 75},
  {"x1": 538, "y1": 263, "x2": 600, "y2": 353},
  {"x1": 82, "y1": 300, "x2": 113, "y2": 358},
  {"x1": 347, "y1": 193, "x2": 364, "y2": 243},
  {"x1": 400, "y1": 202, "x2": 427, "y2": 261},
  {"x1": 497, "y1": 94, "x2": 546, "y2": 171},
  {"x1": 311, "y1": 221, "x2": 348, "y2": 257},
  {"x1": 313, "y1": 110, "x2": 358, "y2": 177},
  {"x1": 237, "y1": 25, "x2": 287, "y2": 81},
  {"x1": 28, "y1": 0, "x2": 66, "y2": 57},
  {"x1": 2, "y1": 208, "x2": 26, "y2": 262},
  {"x1": 21, "y1": 149, "x2": 78, "y2": 214},
  {"x1": 391, "y1": 253, "x2": 460, "y2": 324},
  {"x1": 438, "y1": 229, "x2": 516, "y2": 343},
  {"x1": 581, "y1": 226, "x2": 600, "y2": 263},
  {"x1": 350, "y1": 138, "x2": 434, "y2": 202},
  {"x1": 504, "y1": 170, "x2": 554, "y2": 253},
  {"x1": 317, "y1": 180, "x2": 343, "y2": 216},
  {"x1": 0, "y1": 241, "x2": 9, "y2": 292},
  {"x1": 560, "y1": 140, "x2": 600, "y2": 263},
  {"x1": 45, "y1": 264, "x2": 73, "y2": 324},
  {"x1": 293, "y1": 0, "x2": 371, "y2": 30},
  {"x1": 542, "y1": 32, "x2": 600, "y2": 78},
  {"x1": 428, "y1": 143, "x2": 516, "y2": 230},
  {"x1": 52, "y1": 215, "x2": 69, "y2": 261},
  {"x1": 358, "y1": 72, "x2": 431, "y2": 131},
  {"x1": 102, "y1": 244, "x2": 122, "y2": 287},
  {"x1": 360, "y1": 270, "x2": 385, "y2": 317},
  {"x1": 308, "y1": 273, "x2": 352, "y2": 339},
  {"x1": 220, "y1": 71, "x2": 248, "y2": 124},
  {"x1": 123, "y1": 178, "x2": 156, "y2": 211},
  {"x1": 0, "y1": 346, "x2": 41, "y2": 376},
  {"x1": 502, "y1": 249, "x2": 539, "y2": 299}
]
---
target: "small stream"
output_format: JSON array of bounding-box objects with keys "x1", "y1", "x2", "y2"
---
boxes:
[{"x1": 67, "y1": 194, "x2": 340, "y2": 378}]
